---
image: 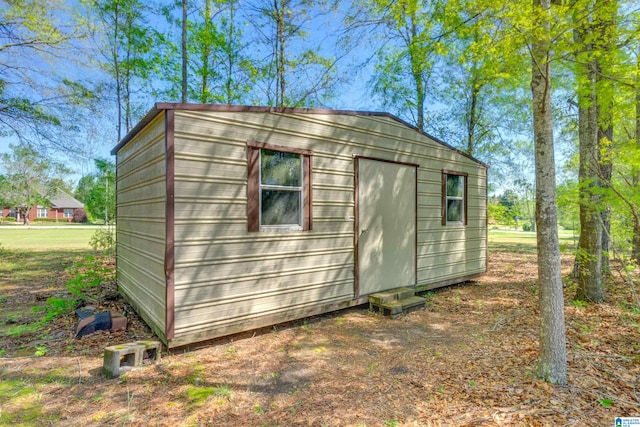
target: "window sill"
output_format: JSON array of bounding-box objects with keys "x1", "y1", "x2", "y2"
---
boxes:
[{"x1": 259, "y1": 226, "x2": 304, "y2": 233}]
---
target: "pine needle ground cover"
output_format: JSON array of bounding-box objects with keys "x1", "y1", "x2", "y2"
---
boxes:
[{"x1": 1, "y1": 241, "x2": 638, "y2": 426}]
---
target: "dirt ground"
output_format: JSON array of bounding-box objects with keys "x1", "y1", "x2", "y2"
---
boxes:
[{"x1": 1, "y1": 250, "x2": 640, "y2": 426}]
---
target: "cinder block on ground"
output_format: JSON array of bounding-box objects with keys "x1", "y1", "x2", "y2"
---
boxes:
[
  {"x1": 103, "y1": 343, "x2": 145, "y2": 378},
  {"x1": 102, "y1": 340, "x2": 162, "y2": 378},
  {"x1": 136, "y1": 340, "x2": 162, "y2": 364}
]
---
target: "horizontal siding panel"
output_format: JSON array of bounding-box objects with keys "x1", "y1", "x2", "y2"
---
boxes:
[
  {"x1": 176, "y1": 139, "x2": 245, "y2": 158},
  {"x1": 117, "y1": 219, "x2": 164, "y2": 236},
  {"x1": 418, "y1": 262, "x2": 487, "y2": 282},
  {"x1": 173, "y1": 181, "x2": 246, "y2": 199},
  {"x1": 175, "y1": 251, "x2": 353, "y2": 285},
  {"x1": 118, "y1": 159, "x2": 165, "y2": 190},
  {"x1": 116, "y1": 247, "x2": 166, "y2": 331},
  {"x1": 173, "y1": 293, "x2": 355, "y2": 339},
  {"x1": 118, "y1": 182, "x2": 165, "y2": 202},
  {"x1": 417, "y1": 266, "x2": 486, "y2": 289},
  {"x1": 118, "y1": 201, "x2": 167, "y2": 218},
  {"x1": 418, "y1": 262, "x2": 486, "y2": 279},
  {"x1": 176, "y1": 263, "x2": 350, "y2": 292},
  {"x1": 175, "y1": 237, "x2": 352, "y2": 264},
  {"x1": 117, "y1": 115, "x2": 165, "y2": 164},
  {"x1": 418, "y1": 247, "x2": 486, "y2": 266},
  {"x1": 175, "y1": 157, "x2": 245, "y2": 178},
  {"x1": 417, "y1": 238, "x2": 486, "y2": 257},
  {"x1": 174, "y1": 279, "x2": 354, "y2": 330},
  {"x1": 173, "y1": 220, "x2": 354, "y2": 238}
]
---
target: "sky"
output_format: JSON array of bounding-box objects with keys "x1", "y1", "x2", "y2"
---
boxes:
[{"x1": 0, "y1": 0, "x2": 559, "y2": 194}]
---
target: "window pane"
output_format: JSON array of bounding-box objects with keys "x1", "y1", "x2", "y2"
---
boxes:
[
  {"x1": 262, "y1": 190, "x2": 301, "y2": 225},
  {"x1": 447, "y1": 175, "x2": 463, "y2": 197},
  {"x1": 261, "y1": 150, "x2": 301, "y2": 187},
  {"x1": 447, "y1": 199, "x2": 463, "y2": 222}
]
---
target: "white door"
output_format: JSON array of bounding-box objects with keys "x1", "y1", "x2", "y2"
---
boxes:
[{"x1": 357, "y1": 158, "x2": 416, "y2": 296}]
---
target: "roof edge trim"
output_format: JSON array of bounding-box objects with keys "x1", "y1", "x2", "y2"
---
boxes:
[{"x1": 111, "y1": 103, "x2": 488, "y2": 168}]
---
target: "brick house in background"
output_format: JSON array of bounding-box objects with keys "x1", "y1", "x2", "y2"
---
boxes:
[{"x1": 2, "y1": 189, "x2": 85, "y2": 223}]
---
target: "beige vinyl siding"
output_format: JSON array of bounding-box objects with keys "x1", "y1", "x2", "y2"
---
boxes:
[
  {"x1": 115, "y1": 113, "x2": 167, "y2": 340},
  {"x1": 165, "y1": 110, "x2": 486, "y2": 345}
]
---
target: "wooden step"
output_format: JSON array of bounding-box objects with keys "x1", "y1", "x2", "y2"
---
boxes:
[
  {"x1": 368, "y1": 287, "x2": 415, "y2": 305},
  {"x1": 369, "y1": 291, "x2": 426, "y2": 319}
]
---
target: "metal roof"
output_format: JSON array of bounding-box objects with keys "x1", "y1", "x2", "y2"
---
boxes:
[{"x1": 111, "y1": 103, "x2": 488, "y2": 169}]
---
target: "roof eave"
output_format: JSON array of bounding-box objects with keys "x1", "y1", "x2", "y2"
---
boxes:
[{"x1": 110, "y1": 103, "x2": 488, "y2": 168}]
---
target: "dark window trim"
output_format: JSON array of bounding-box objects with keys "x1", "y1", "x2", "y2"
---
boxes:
[
  {"x1": 441, "y1": 170, "x2": 468, "y2": 226},
  {"x1": 247, "y1": 141, "x2": 312, "y2": 232}
]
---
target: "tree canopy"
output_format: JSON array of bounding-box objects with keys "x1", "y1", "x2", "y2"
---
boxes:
[{"x1": 0, "y1": 145, "x2": 70, "y2": 224}]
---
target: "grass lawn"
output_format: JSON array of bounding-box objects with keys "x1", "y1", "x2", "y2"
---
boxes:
[
  {"x1": 488, "y1": 229, "x2": 578, "y2": 253},
  {"x1": 0, "y1": 228, "x2": 96, "y2": 251}
]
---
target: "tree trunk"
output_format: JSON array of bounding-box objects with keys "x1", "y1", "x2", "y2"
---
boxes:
[
  {"x1": 595, "y1": 0, "x2": 616, "y2": 276},
  {"x1": 574, "y1": 8, "x2": 604, "y2": 303},
  {"x1": 20, "y1": 208, "x2": 29, "y2": 225},
  {"x1": 634, "y1": 48, "x2": 640, "y2": 263},
  {"x1": 200, "y1": 0, "x2": 212, "y2": 103},
  {"x1": 408, "y1": 9, "x2": 425, "y2": 131},
  {"x1": 275, "y1": 0, "x2": 287, "y2": 107},
  {"x1": 467, "y1": 69, "x2": 479, "y2": 157},
  {"x1": 223, "y1": 1, "x2": 237, "y2": 103},
  {"x1": 113, "y1": 2, "x2": 122, "y2": 141},
  {"x1": 531, "y1": 0, "x2": 567, "y2": 386},
  {"x1": 182, "y1": 0, "x2": 188, "y2": 103}
]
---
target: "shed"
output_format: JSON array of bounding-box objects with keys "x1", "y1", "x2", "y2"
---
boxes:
[{"x1": 111, "y1": 103, "x2": 488, "y2": 348}]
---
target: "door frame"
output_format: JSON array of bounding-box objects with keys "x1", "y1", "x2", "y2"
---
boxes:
[{"x1": 354, "y1": 156, "x2": 419, "y2": 298}]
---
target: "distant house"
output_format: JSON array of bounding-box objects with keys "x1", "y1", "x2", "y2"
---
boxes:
[{"x1": 2, "y1": 189, "x2": 85, "y2": 223}]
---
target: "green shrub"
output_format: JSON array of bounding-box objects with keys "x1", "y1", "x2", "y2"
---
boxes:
[
  {"x1": 66, "y1": 255, "x2": 112, "y2": 298},
  {"x1": 33, "y1": 218, "x2": 69, "y2": 223},
  {"x1": 89, "y1": 227, "x2": 115, "y2": 262},
  {"x1": 36, "y1": 297, "x2": 78, "y2": 325},
  {"x1": 0, "y1": 216, "x2": 16, "y2": 223}
]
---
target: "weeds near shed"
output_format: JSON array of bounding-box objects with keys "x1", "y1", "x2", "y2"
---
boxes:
[
  {"x1": 5, "y1": 323, "x2": 40, "y2": 337},
  {"x1": 66, "y1": 255, "x2": 112, "y2": 300},
  {"x1": 571, "y1": 300, "x2": 589, "y2": 309},
  {"x1": 2, "y1": 254, "x2": 113, "y2": 339},
  {"x1": 213, "y1": 384, "x2": 232, "y2": 399},
  {"x1": 89, "y1": 226, "x2": 115, "y2": 263},
  {"x1": 253, "y1": 403, "x2": 265, "y2": 415},
  {"x1": 126, "y1": 386, "x2": 135, "y2": 423},
  {"x1": 34, "y1": 344, "x2": 47, "y2": 357},
  {"x1": 184, "y1": 386, "x2": 215, "y2": 406},
  {"x1": 35, "y1": 297, "x2": 78, "y2": 325}
]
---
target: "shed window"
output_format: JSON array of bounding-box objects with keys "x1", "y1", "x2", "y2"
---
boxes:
[
  {"x1": 442, "y1": 171, "x2": 468, "y2": 226},
  {"x1": 247, "y1": 141, "x2": 312, "y2": 232}
]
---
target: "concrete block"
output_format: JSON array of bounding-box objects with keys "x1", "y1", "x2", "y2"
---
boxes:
[
  {"x1": 102, "y1": 340, "x2": 162, "y2": 378},
  {"x1": 103, "y1": 343, "x2": 145, "y2": 378},
  {"x1": 135, "y1": 340, "x2": 162, "y2": 364}
]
